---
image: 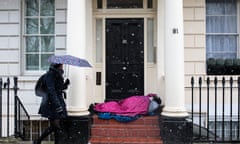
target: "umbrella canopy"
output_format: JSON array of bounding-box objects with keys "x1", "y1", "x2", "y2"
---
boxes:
[{"x1": 48, "y1": 55, "x2": 92, "y2": 67}]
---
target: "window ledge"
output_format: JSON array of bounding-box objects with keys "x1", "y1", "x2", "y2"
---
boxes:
[{"x1": 18, "y1": 75, "x2": 40, "y2": 82}]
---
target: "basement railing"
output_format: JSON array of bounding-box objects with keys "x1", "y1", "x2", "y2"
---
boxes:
[
  {"x1": 0, "y1": 77, "x2": 30, "y2": 140},
  {"x1": 191, "y1": 76, "x2": 240, "y2": 143}
]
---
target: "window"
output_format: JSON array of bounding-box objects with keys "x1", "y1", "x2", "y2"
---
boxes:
[
  {"x1": 206, "y1": 0, "x2": 237, "y2": 59},
  {"x1": 96, "y1": 0, "x2": 155, "y2": 9},
  {"x1": 107, "y1": 0, "x2": 143, "y2": 8},
  {"x1": 209, "y1": 121, "x2": 240, "y2": 140},
  {"x1": 24, "y1": 0, "x2": 55, "y2": 71},
  {"x1": 147, "y1": 18, "x2": 155, "y2": 63},
  {"x1": 206, "y1": 0, "x2": 238, "y2": 75},
  {"x1": 96, "y1": 19, "x2": 103, "y2": 62}
]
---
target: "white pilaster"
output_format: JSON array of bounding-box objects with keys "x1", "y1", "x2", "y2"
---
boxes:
[
  {"x1": 161, "y1": 0, "x2": 188, "y2": 117},
  {"x1": 66, "y1": 0, "x2": 89, "y2": 116},
  {"x1": 156, "y1": 0, "x2": 165, "y2": 102}
]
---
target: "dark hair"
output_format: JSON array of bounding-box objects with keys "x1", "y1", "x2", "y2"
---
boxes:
[
  {"x1": 152, "y1": 95, "x2": 162, "y2": 105},
  {"x1": 51, "y1": 63, "x2": 62, "y2": 69}
]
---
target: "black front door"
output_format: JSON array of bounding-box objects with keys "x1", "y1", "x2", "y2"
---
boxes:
[{"x1": 106, "y1": 18, "x2": 144, "y2": 101}]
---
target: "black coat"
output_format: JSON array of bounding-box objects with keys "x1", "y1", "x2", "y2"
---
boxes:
[{"x1": 38, "y1": 66, "x2": 68, "y2": 119}]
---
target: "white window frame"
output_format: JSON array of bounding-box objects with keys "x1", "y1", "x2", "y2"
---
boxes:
[{"x1": 22, "y1": 0, "x2": 56, "y2": 75}]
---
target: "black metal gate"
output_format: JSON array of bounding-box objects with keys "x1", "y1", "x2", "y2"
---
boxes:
[{"x1": 106, "y1": 18, "x2": 144, "y2": 100}]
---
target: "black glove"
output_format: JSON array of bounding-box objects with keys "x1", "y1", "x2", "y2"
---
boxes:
[
  {"x1": 63, "y1": 79, "x2": 70, "y2": 90},
  {"x1": 64, "y1": 78, "x2": 70, "y2": 86}
]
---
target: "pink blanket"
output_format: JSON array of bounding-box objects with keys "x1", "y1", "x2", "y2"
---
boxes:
[{"x1": 94, "y1": 95, "x2": 152, "y2": 117}]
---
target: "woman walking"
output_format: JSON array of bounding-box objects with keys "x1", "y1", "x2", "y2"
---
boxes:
[{"x1": 33, "y1": 63, "x2": 70, "y2": 144}]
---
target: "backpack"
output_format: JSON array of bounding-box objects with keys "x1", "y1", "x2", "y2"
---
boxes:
[{"x1": 35, "y1": 73, "x2": 47, "y2": 97}]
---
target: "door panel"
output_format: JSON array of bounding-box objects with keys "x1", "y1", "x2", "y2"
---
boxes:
[{"x1": 106, "y1": 18, "x2": 144, "y2": 100}]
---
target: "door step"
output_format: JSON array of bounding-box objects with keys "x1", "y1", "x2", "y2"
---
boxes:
[
  {"x1": 89, "y1": 115, "x2": 163, "y2": 144},
  {"x1": 89, "y1": 137, "x2": 162, "y2": 144}
]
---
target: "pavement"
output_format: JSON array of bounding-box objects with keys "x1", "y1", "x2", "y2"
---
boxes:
[
  {"x1": 0, "y1": 137, "x2": 233, "y2": 144},
  {"x1": 0, "y1": 137, "x2": 53, "y2": 144}
]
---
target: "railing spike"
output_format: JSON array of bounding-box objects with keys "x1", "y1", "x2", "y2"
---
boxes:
[
  {"x1": 230, "y1": 77, "x2": 233, "y2": 85},
  {"x1": 238, "y1": 77, "x2": 240, "y2": 85},
  {"x1": 191, "y1": 77, "x2": 194, "y2": 86},
  {"x1": 199, "y1": 77, "x2": 202, "y2": 85},
  {"x1": 207, "y1": 77, "x2": 210, "y2": 85},
  {"x1": 222, "y1": 77, "x2": 225, "y2": 85},
  {"x1": 214, "y1": 77, "x2": 218, "y2": 85}
]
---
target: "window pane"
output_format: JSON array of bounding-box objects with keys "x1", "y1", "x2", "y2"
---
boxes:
[
  {"x1": 41, "y1": 36, "x2": 54, "y2": 52},
  {"x1": 147, "y1": 0, "x2": 153, "y2": 8},
  {"x1": 225, "y1": 0, "x2": 237, "y2": 15},
  {"x1": 147, "y1": 18, "x2": 155, "y2": 62},
  {"x1": 206, "y1": 16, "x2": 237, "y2": 33},
  {"x1": 209, "y1": 121, "x2": 240, "y2": 139},
  {"x1": 107, "y1": 0, "x2": 143, "y2": 8},
  {"x1": 206, "y1": 35, "x2": 237, "y2": 59},
  {"x1": 97, "y1": 0, "x2": 102, "y2": 9},
  {"x1": 206, "y1": 0, "x2": 236, "y2": 15},
  {"x1": 25, "y1": 0, "x2": 39, "y2": 16},
  {"x1": 26, "y1": 36, "x2": 39, "y2": 52},
  {"x1": 206, "y1": 1, "x2": 224, "y2": 15},
  {"x1": 224, "y1": 16, "x2": 237, "y2": 33},
  {"x1": 96, "y1": 19, "x2": 102, "y2": 62},
  {"x1": 40, "y1": 18, "x2": 54, "y2": 34},
  {"x1": 41, "y1": 54, "x2": 53, "y2": 70},
  {"x1": 26, "y1": 54, "x2": 39, "y2": 70},
  {"x1": 25, "y1": 18, "x2": 38, "y2": 34},
  {"x1": 40, "y1": 0, "x2": 54, "y2": 16}
]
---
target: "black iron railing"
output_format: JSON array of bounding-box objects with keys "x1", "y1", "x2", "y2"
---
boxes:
[
  {"x1": 13, "y1": 77, "x2": 30, "y2": 140},
  {"x1": 15, "y1": 96, "x2": 30, "y2": 140},
  {"x1": 191, "y1": 76, "x2": 240, "y2": 143},
  {"x1": 0, "y1": 76, "x2": 53, "y2": 142},
  {"x1": 0, "y1": 77, "x2": 14, "y2": 137},
  {"x1": 0, "y1": 77, "x2": 30, "y2": 139}
]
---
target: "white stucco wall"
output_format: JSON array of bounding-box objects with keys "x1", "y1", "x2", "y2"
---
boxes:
[
  {"x1": 0, "y1": 0, "x2": 20, "y2": 77},
  {"x1": 183, "y1": 0, "x2": 206, "y2": 112}
]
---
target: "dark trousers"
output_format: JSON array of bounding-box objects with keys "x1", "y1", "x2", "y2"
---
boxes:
[{"x1": 34, "y1": 119, "x2": 61, "y2": 144}]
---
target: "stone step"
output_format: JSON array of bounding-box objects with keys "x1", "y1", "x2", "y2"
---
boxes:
[
  {"x1": 89, "y1": 137, "x2": 163, "y2": 144},
  {"x1": 91, "y1": 125, "x2": 160, "y2": 137},
  {"x1": 92, "y1": 115, "x2": 160, "y2": 126},
  {"x1": 89, "y1": 115, "x2": 163, "y2": 144}
]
